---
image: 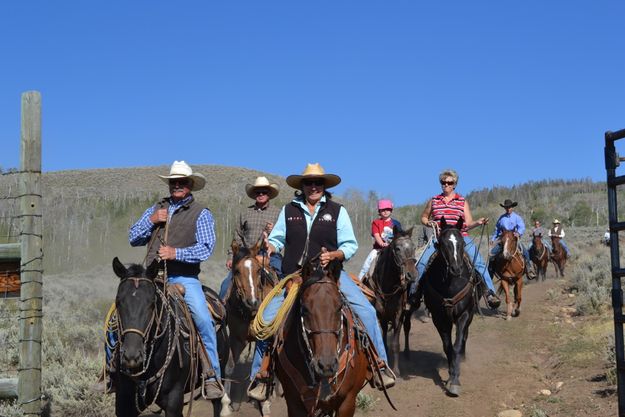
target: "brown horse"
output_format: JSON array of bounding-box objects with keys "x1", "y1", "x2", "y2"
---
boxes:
[
  {"x1": 225, "y1": 239, "x2": 276, "y2": 413},
  {"x1": 364, "y1": 226, "x2": 416, "y2": 376},
  {"x1": 275, "y1": 258, "x2": 371, "y2": 417},
  {"x1": 529, "y1": 235, "x2": 549, "y2": 281},
  {"x1": 490, "y1": 230, "x2": 525, "y2": 320},
  {"x1": 550, "y1": 236, "x2": 568, "y2": 277}
]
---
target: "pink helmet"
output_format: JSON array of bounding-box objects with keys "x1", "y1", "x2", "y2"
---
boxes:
[{"x1": 377, "y1": 199, "x2": 393, "y2": 210}]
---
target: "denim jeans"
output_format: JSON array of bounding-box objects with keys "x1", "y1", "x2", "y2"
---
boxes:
[
  {"x1": 411, "y1": 236, "x2": 495, "y2": 295},
  {"x1": 358, "y1": 249, "x2": 379, "y2": 280},
  {"x1": 168, "y1": 276, "x2": 221, "y2": 379},
  {"x1": 250, "y1": 270, "x2": 387, "y2": 379}
]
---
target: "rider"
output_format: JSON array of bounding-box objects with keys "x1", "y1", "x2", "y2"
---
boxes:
[
  {"x1": 548, "y1": 219, "x2": 570, "y2": 256},
  {"x1": 488, "y1": 199, "x2": 537, "y2": 280},
  {"x1": 529, "y1": 220, "x2": 551, "y2": 252},
  {"x1": 128, "y1": 160, "x2": 224, "y2": 399},
  {"x1": 409, "y1": 169, "x2": 500, "y2": 309},
  {"x1": 247, "y1": 163, "x2": 396, "y2": 401},
  {"x1": 219, "y1": 176, "x2": 282, "y2": 301},
  {"x1": 357, "y1": 199, "x2": 403, "y2": 280}
]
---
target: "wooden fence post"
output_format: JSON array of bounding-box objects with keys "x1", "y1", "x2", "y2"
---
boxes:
[{"x1": 18, "y1": 91, "x2": 42, "y2": 416}]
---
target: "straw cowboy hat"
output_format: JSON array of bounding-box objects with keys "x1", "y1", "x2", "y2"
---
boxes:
[
  {"x1": 158, "y1": 161, "x2": 206, "y2": 191},
  {"x1": 499, "y1": 199, "x2": 518, "y2": 209},
  {"x1": 245, "y1": 176, "x2": 280, "y2": 200},
  {"x1": 286, "y1": 163, "x2": 341, "y2": 189},
  {"x1": 553, "y1": 219, "x2": 561, "y2": 224}
]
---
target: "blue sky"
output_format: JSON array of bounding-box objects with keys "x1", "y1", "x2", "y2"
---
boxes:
[{"x1": 1, "y1": 1, "x2": 623, "y2": 206}]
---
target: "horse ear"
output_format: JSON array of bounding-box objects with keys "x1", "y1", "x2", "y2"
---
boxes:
[
  {"x1": 251, "y1": 235, "x2": 263, "y2": 256},
  {"x1": 146, "y1": 259, "x2": 160, "y2": 279},
  {"x1": 440, "y1": 217, "x2": 448, "y2": 228},
  {"x1": 328, "y1": 259, "x2": 342, "y2": 282},
  {"x1": 405, "y1": 226, "x2": 414, "y2": 237},
  {"x1": 301, "y1": 258, "x2": 314, "y2": 279},
  {"x1": 112, "y1": 257, "x2": 127, "y2": 279},
  {"x1": 456, "y1": 217, "x2": 464, "y2": 231},
  {"x1": 231, "y1": 239, "x2": 240, "y2": 256}
]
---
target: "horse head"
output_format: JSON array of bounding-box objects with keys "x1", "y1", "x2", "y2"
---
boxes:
[
  {"x1": 112, "y1": 257, "x2": 160, "y2": 375},
  {"x1": 390, "y1": 226, "x2": 417, "y2": 283},
  {"x1": 501, "y1": 230, "x2": 519, "y2": 260},
  {"x1": 437, "y1": 217, "x2": 466, "y2": 277},
  {"x1": 299, "y1": 256, "x2": 343, "y2": 379},
  {"x1": 231, "y1": 237, "x2": 266, "y2": 314}
]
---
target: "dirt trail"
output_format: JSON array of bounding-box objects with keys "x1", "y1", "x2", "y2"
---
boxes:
[{"x1": 180, "y1": 277, "x2": 615, "y2": 417}]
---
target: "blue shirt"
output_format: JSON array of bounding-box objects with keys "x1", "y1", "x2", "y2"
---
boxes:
[
  {"x1": 129, "y1": 195, "x2": 216, "y2": 264},
  {"x1": 491, "y1": 211, "x2": 526, "y2": 241},
  {"x1": 268, "y1": 195, "x2": 359, "y2": 261}
]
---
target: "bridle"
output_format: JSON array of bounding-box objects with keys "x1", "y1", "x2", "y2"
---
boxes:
[{"x1": 299, "y1": 278, "x2": 345, "y2": 377}]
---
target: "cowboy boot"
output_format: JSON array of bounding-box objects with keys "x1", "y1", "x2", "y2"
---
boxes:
[
  {"x1": 247, "y1": 352, "x2": 273, "y2": 401},
  {"x1": 486, "y1": 290, "x2": 501, "y2": 309},
  {"x1": 199, "y1": 347, "x2": 224, "y2": 400},
  {"x1": 372, "y1": 359, "x2": 396, "y2": 390}
]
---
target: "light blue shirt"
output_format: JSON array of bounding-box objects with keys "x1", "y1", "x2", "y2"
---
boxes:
[
  {"x1": 491, "y1": 211, "x2": 526, "y2": 241},
  {"x1": 268, "y1": 195, "x2": 358, "y2": 261}
]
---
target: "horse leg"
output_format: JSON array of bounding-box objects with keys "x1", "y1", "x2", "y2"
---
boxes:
[
  {"x1": 513, "y1": 278, "x2": 523, "y2": 317},
  {"x1": 390, "y1": 320, "x2": 401, "y2": 376},
  {"x1": 336, "y1": 391, "x2": 358, "y2": 417},
  {"x1": 402, "y1": 308, "x2": 413, "y2": 357},
  {"x1": 226, "y1": 331, "x2": 247, "y2": 412},
  {"x1": 115, "y1": 376, "x2": 139, "y2": 417},
  {"x1": 500, "y1": 281, "x2": 512, "y2": 320}
]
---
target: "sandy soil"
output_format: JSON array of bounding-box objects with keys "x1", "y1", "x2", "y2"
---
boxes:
[{"x1": 149, "y1": 274, "x2": 616, "y2": 417}]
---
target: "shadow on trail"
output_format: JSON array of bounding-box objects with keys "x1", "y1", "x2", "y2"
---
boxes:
[{"x1": 398, "y1": 349, "x2": 446, "y2": 388}]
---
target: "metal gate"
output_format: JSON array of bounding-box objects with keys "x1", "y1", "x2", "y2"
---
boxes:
[{"x1": 605, "y1": 128, "x2": 625, "y2": 416}]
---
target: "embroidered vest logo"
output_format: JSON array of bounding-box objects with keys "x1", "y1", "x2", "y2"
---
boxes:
[{"x1": 319, "y1": 213, "x2": 334, "y2": 222}]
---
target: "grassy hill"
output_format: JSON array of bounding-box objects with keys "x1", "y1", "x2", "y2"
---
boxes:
[{"x1": 0, "y1": 166, "x2": 612, "y2": 281}]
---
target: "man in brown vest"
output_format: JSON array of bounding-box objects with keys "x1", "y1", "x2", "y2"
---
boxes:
[{"x1": 128, "y1": 160, "x2": 224, "y2": 399}]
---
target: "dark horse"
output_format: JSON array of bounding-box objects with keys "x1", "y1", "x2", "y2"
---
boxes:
[
  {"x1": 225, "y1": 238, "x2": 276, "y2": 413},
  {"x1": 490, "y1": 230, "x2": 525, "y2": 320},
  {"x1": 111, "y1": 257, "x2": 228, "y2": 417},
  {"x1": 275, "y1": 258, "x2": 371, "y2": 417},
  {"x1": 550, "y1": 236, "x2": 568, "y2": 277},
  {"x1": 529, "y1": 234, "x2": 549, "y2": 281},
  {"x1": 364, "y1": 226, "x2": 416, "y2": 376},
  {"x1": 421, "y1": 218, "x2": 476, "y2": 397}
]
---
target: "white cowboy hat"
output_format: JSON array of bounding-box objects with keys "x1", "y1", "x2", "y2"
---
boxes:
[
  {"x1": 158, "y1": 161, "x2": 206, "y2": 191},
  {"x1": 245, "y1": 176, "x2": 280, "y2": 200},
  {"x1": 286, "y1": 163, "x2": 341, "y2": 189},
  {"x1": 553, "y1": 219, "x2": 561, "y2": 224}
]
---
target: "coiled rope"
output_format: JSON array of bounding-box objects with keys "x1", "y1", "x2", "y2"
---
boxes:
[{"x1": 250, "y1": 272, "x2": 301, "y2": 340}]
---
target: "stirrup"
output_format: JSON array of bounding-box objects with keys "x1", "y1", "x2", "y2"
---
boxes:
[{"x1": 247, "y1": 378, "x2": 270, "y2": 401}]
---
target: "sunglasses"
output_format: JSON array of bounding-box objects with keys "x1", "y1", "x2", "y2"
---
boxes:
[
  {"x1": 440, "y1": 181, "x2": 456, "y2": 186},
  {"x1": 379, "y1": 208, "x2": 392, "y2": 212},
  {"x1": 302, "y1": 179, "x2": 325, "y2": 187},
  {"x1": 169, "y1": 178, "x2": 191, "y2": 187},
  {"x1": 255, "y1": 189, "x2": 269, "y2": 196}
]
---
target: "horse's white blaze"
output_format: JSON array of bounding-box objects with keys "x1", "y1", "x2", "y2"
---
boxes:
[
  {"x1": 243, "y1": 259, "x2": 256, "y2": 302},
  {"x1": 449, "y1": 234, "x2": 458, "y2": 262}
]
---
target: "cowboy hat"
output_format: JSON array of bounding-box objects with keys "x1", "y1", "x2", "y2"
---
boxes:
[
  {"x1": 553, "y1": 219, "x2": 561, "y2": 224},
  {"x1": 499, "y1": 199, "x2": 518, "y2": 209},
  {"x1": 245, "y1": 176, "x2": 280, "y2": 200},
  {"x1": 286, "y1": 163, "x2": 341, "y2": 189},
  {"x1": 158, "y1": 161, "x2": 206, "y2": 191}
]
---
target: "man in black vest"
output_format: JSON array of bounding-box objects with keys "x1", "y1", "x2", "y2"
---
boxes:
[
  {"x1": 247, "y1": 163, "x2": 395, "y2": 401},
  {"x1": 128, "y1": 161, "x2": 224, "y2": 399}
]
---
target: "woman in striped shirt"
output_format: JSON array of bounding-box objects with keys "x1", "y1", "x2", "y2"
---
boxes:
[{"x1": 410, "y1": 169, "x2": 500, "y2": 309}]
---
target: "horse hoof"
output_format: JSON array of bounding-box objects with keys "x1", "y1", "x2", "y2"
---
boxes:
[
  {"x1": 506, "y1": 315, "x2": 512, "y2": 321},
  {"x1": 446, "y1": 383, "x2": 461, "y2": 397},
  {"x1": 513, "y1": 309, "x2": 520, "y2": 317}
]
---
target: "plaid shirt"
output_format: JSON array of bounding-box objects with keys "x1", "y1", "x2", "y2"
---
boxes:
[
  {"x1": 228, "y1": 203, "x2": 280, "y2": 258},
  {"x1": 129, "y1": 195, "x2": 216, "y2": 264}
]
